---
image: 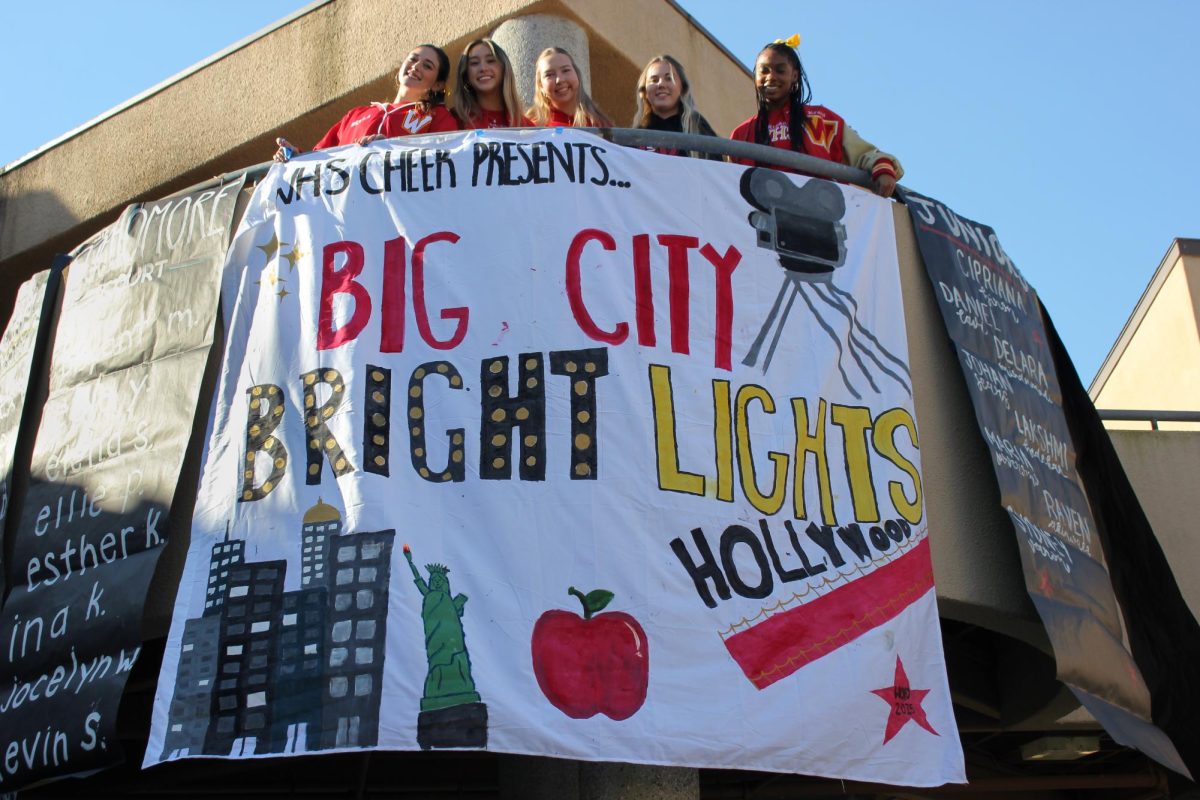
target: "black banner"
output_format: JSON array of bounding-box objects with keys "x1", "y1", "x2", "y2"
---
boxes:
[
  {"x1": 0, "y1": 177, "x2": 244, "y2": 790},
  {"x1": 0, "y1": 269, "x2": 57, "y2": 601},
  {"x1": 902, "y1": 188, "x2": 1189, "y2": 776}
]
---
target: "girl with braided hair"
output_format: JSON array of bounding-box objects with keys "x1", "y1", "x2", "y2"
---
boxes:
[{"x1": 729, "y1": 36, "x2": 902, "y2": 197}]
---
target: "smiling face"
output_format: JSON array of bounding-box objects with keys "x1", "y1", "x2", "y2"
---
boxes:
[
  {"x1": 397, "y1": 46, "x2": 445, "y2": 99},
  {"x1": 755, "y1": 48, "x2": 799, "y2": 109},
  {"x1": 643, "y1": 60, "x2": 682, "y2": 117},
  {"x1": 466, "y1": 42, "x2": 502, "y2": 100},
  {"x1": 538, "y1": 52, "x2": 580, "y2": 114}
]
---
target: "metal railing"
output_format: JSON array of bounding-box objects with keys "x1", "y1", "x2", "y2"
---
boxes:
[
  {"x1": 190, "y1": 127, "x2": 884, "y2": 200},
  {"x1": 1096, "y1": 410, "x2": 1200, "y2": 430}
]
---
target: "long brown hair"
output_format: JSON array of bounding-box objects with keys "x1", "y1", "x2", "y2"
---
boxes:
[
  {"x1": 530, "y1": 47, "x2": 613, "y2": 128},
  {"x1": 451, "y1": 39, "x2": 524, "y2": 127},
  {"x1": 397, "y1": 43, "x2": 451, "y2": 113}
]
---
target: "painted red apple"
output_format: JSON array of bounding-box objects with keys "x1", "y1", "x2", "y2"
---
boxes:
[{"x1": 531, "y1": 587, "x2": 649, "y2": 720}]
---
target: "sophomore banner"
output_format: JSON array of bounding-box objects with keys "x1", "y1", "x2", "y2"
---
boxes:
[
  {"x1": 148, "y1": 130, "x2": 964, "y2": 785},
  {"x1": 0, "y1": 179, "x2": 244, "y2": 791}
]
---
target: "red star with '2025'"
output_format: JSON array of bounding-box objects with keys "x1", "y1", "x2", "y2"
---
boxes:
[{"x1": 872, "y1": 655, "x2": 939, "y2": 744}]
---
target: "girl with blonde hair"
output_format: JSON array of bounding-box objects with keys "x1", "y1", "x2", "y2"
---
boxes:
[
  {"x1": 452, "y1": 39, "x2": 530, "y2": 128},
  {"x1": 529, "y1": 47, "x2": 613, "y2": 128},
  {"x1": 632, "y1": 54, "x2": 720, "y2": 160}
]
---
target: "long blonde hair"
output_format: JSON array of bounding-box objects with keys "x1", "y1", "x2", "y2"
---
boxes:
[
  {"x1": 632, "y1": 55, "x2": 703, "y2": 131},
  {"x1": 452, "y1": 39, "x2": 524, "y2": 127},
  {"x1": 530, "y1": 47, "x2": 613, "y2": 128},
  {"x1": 632, "y1": 55, "x2": 716, "y2": 158}
]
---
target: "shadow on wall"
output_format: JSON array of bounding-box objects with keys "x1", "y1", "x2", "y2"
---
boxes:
[{"x1": 0, "y1": 189, "x2": 77, "y2": 328}]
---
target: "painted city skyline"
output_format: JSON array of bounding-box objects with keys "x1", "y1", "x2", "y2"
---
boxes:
[{"x1": 162, "y1": 499, "x2": 393, "y2": 758}]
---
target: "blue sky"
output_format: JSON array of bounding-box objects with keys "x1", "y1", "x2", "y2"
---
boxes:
[{"x1": 2, "y1": 1, "x2": 1197, "y2": 384}]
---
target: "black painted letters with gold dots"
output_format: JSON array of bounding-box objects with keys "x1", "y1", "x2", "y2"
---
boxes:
[
  {"x1": 302, "y1": 368, "x2": 355, "y2": 484},
  {"x1": 363, "y1": 365, "x2": 391, "y2": 476},
  {"x1": 550, "y1": 348, "x2": 608, "y2": 480},
  {"x1": 480, "y1": 353, "x2": 546, "y2": 480},
  {"x1": 241, "y1": 384, "x2": 287, "y2": 501},
  {"x1": 408, "y1": 361, "x2": 466, "y2": 483}
]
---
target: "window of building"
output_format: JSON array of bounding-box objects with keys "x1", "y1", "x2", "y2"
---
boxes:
[
  {"x1": 330, "y1": 676, "x2": 347, "y2": 698},
  {"x1": 354, "y1": 673, "x2": 372, "y2": 695},
  {"x1": 332, "y1": 621, "x2": 351, "y2": 643}
]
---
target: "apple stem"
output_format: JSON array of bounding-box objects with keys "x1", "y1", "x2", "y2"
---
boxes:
[{"x1": 568, "y1": 586, "x2": 592, "y2": 620}]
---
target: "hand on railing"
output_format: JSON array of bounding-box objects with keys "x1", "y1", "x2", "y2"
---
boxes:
[
  {"x1": 273, "y1": 137, "x2": 300, "y2": 163},
  {"x1": 873, "y1": 174, "x2": 897, "y2": 199}
]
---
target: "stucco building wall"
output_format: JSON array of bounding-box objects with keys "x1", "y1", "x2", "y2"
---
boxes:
[{"x1": 1091, "y1": 239, "x2": 1200, "y2": 430}]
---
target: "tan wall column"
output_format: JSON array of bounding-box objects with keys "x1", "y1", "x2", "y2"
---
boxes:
[{"x1": 492, "y1": 14, "x2": 591, "y2": 108}]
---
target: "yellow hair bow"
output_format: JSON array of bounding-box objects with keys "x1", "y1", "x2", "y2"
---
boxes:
[{"x1": 773, "y1": 33, "x2": 801, "y2": 48}]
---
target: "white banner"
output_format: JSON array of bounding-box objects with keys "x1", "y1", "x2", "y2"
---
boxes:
[{"x1": 147, "y1": 129, "x2": 964, "y2": 785}]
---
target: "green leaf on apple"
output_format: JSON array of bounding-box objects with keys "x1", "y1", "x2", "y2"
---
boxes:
[{"x1": 568, "y1": 586, "x2": 614, "y2": 619}]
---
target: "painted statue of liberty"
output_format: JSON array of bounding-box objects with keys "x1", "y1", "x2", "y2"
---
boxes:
[{"x1": 403, "y1": 544, "x2": 487, "y2": 748}]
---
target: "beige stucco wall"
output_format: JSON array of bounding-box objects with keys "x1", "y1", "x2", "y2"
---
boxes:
[
  {"x1": 1107, "y1": 430, "x2": 1200, "y2": 618},
  {"x1": 1093, "y1": 246, "x2": 1200, "y2": 430}
]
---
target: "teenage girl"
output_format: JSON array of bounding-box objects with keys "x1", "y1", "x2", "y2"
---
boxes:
[
  {"x1": 452, "y1": 39, "x2": 530, "y2": 129},
  {"x1": 274, "y1": 44, "x2": 459, "y2": 161},
  {"x1": 631, "y1": 54, "x2": 720, "y2": 160},
  {"x1": 528, "y1": 47, "x2": 613, "y2": 128},
  {"x1": 729, "y1": 36, "x2": 902, "y2": 197}
]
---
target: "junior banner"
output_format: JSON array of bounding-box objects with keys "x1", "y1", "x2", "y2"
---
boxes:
[
  {"x1": 902, "y1": 188, "x2": 1187, "y2": 776},
  {"x1": 148, "y1": 129, "x2": 964, "y2": 785}
]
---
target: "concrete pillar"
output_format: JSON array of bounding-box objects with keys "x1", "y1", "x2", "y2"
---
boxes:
[
  {"x1": 498, "y1": 755, "x2": 699, "y2": 800},
  {"x1": 491, "y1": 14, "x2": 591, "y2": 108}
]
